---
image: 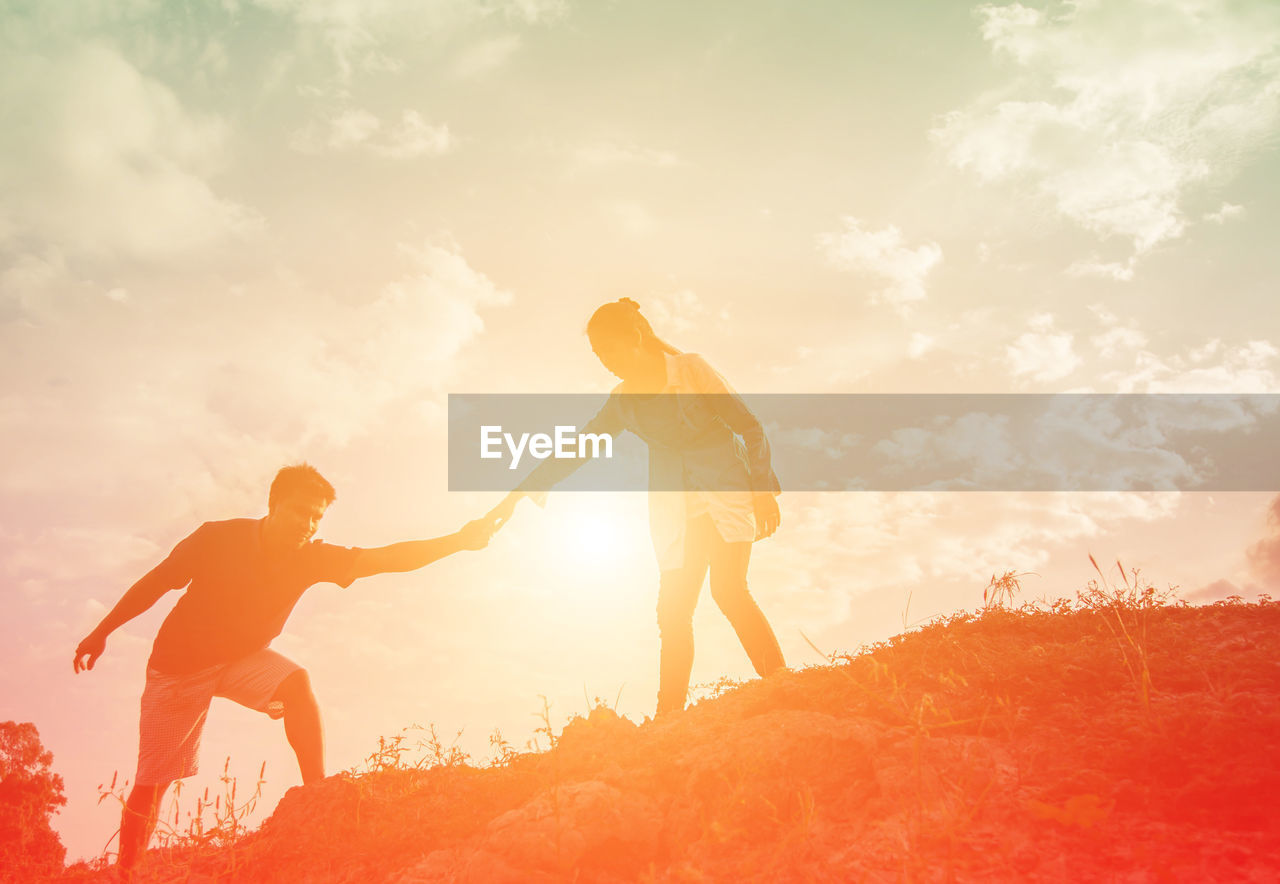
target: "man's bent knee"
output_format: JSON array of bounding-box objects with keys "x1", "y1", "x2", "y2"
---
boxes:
[{"x1": 271, "y1": 669, "x2": 315, "y2": 710}]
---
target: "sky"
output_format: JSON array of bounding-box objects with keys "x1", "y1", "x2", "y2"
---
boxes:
[{"x1": 3, "y1": 0, "x2": 1280, "y2": 863}]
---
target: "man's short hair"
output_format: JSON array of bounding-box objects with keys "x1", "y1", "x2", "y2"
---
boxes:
[{"x1": 269, "y1": 463, "x2": 336, "y2": 509}]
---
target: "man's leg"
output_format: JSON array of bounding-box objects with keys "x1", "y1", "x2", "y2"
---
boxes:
[
  {"x1": 216, "y1": 650, "x2": 323, "y2": 785},
  {"x1": 272, "y1": 669, "x2": 324, "y2": 784},
  {"x1": 127, "y1": 665, "x2": 215, "y2": 875},
  {"x1": 118, "y1": 781, "x2": 171, "y2": 874}
]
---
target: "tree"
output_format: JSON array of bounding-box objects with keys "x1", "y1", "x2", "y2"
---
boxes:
[{"x1": 1, "y1": 721, "x2": 67, "y2": 880}]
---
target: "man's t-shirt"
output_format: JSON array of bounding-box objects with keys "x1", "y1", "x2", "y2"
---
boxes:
[{"x1": 147, "y1": 518, "x2": 361, "y2": 674}]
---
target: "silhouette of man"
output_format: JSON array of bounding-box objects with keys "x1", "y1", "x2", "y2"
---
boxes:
[{"x1": 73, "y1": 464, "x2": 495, "y2": 876}]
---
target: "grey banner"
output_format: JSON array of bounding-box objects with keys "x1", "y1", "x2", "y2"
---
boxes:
[{"x1": 448, "y1": 393, "x2": 1280, "y2": 492}]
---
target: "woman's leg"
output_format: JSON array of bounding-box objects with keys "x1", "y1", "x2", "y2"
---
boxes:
[
  {"x1": 708, "y1": 527, "x2": 786, "y2": 677},
  {"x1": 655, "y1": 519, "x2": 712, "y2": 715}
]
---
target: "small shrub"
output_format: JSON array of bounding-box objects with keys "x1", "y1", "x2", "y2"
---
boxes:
[{"x1": 1, "y1": 721, "x2": 67, "y2": 879}]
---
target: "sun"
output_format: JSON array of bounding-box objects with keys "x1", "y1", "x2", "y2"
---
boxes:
[{"x1": 554, "y1": 500, "x2": 631, "y2": 569}]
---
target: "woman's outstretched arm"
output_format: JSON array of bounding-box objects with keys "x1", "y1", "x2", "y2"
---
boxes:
[{"x1": 485, "y1": 395, "x2": 625, "y2": 528}]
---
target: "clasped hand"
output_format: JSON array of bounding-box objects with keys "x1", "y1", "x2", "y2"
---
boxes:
[{"x1": 457, "y1": 493, "x2": 522, "y2": 550}]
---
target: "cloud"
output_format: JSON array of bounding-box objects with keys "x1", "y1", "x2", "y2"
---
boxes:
[
  {"x1": 907, "y1": 333, "x2": 936, "y2": 359},
  {"x1": 1101, "y1": 337, "x2": 1279, "y2": 393},
  {"x1": 1089, "y1": 305, "x2": 1148, "y2": 358},
  {"x1": 872, "y1": 413, "x2": 1023, "y2": 489},
  {"x1": 452, "y1": 33, "x2": 523, "y2": 78},
  {"x1": 608, "y1": 202, "x2": 656, "y2": 236},
  {"x1": 818, "y1": 217, "x2": 943, "y2": 312},
  {"x1": 807, "y1": 391, "x2": 1270, "y2": 494},
  {"x1": 645, "y1": 289, "x2": 707, "y2": 335},
  {"x1": 0, "y1": 237, "x2": 512, "y2": 531},
  {"x1": 503, "y1": 0, "x2": 567, "y2": 24},
  {"x1": 1193, "y1": 494, "x2": 1280, "y2": 600},
  {"x1": 247, "y1": 0, "x2": 565, "y2": 85},
  {"x1": 1067, "y1": 257, "x2": 1136, "y2": 282},
  {"x1": 1085, "y1": 306, "x2": 1279, "y2": 393},
  {"x1": 1183, "y1": 577, "x2": 1247, "y2": 603},
  {"x1": 1021, "y1": 396, "x2": 1231, "y2": 492},
  {"x1": 378, "y1": 111, "x2": 454, "y2": 157},
  {"x1": 764, "y1": 426, "x2": 860, "y2": 461},
  {"x1": 1091, "y1": 325, "x2": 1147, "y2": 359},
  {"x1": 2, "y1": 527, "x2": 164, "y2": 589},
  {"x1": 0, "y1": 41, "x2": 260, "y2": 265},
  {"x1": 325, "y1": 107, "x2": 383, "y2": 148},
  {"x1": 1007, "y1": 313, "x2": 1081, "y2": 383},
  {"x1": 1205, "y1": 202, "x2": 1245, "y2": 224},
  {"x1": 362, "y1": 239, "x2": 514, "y2": 370},
  {"x1": 1246, "y1": 494, "x2": 1280, "y2": 588},
  {"x1": 0, "y1": 252, "x2": 74, "y2": 321},
  {"x1": 213, "y1": 238, "x2": 513, "y2": 447},
  {"x1": 933, "y1": 0, "x2": 1280, "y2": 271},
  {"x1": 754, "y1": 490, "x2": 1181, "y2": 640},
  {"x1": 1044, "y1": 141, "x2": 1207, "y2": 252},
  {"x1": 292, "y1": 107, "x2": 453, "y2": 157},
  {"x1": 573, "y1": 140, "x2": 681, "y2": 168},
  {"x1": 247, "y1": 0, "x2": 414, "y2": 83}
]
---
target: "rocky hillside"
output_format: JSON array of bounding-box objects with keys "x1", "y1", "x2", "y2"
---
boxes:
[{"x1": 63, "y1": 593, "x2": 1280, "y2": 882}]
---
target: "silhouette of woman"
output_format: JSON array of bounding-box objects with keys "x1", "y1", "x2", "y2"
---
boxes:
[{"x1": 489, "y1": 298, "x2": 786, "y2": 716}]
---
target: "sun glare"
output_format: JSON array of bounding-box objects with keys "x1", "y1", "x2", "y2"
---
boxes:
[{"x1": 556, "y1": 502, "x2": 630, "y2": 568}]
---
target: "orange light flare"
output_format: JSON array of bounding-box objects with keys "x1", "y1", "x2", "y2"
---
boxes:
[{"x1": 507, "y1": 495, "x2": 653, "y2": 611}]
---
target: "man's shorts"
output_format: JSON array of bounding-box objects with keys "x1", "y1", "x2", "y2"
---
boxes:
[{"x1": 135, "y1": 648, "x2": 302, "y2": 787}]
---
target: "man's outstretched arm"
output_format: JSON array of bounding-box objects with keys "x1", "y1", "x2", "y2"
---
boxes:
[
  {"x1": 73, "y1": 566, "x2": 182, "y2": 673},
  {"x1": 348, "y1": 518, "x2": 494, "y2": 581}
]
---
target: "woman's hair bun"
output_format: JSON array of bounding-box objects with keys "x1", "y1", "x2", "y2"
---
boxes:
[{"x1": 617, "y1": 297, "x2": 641, "y2": 311}]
